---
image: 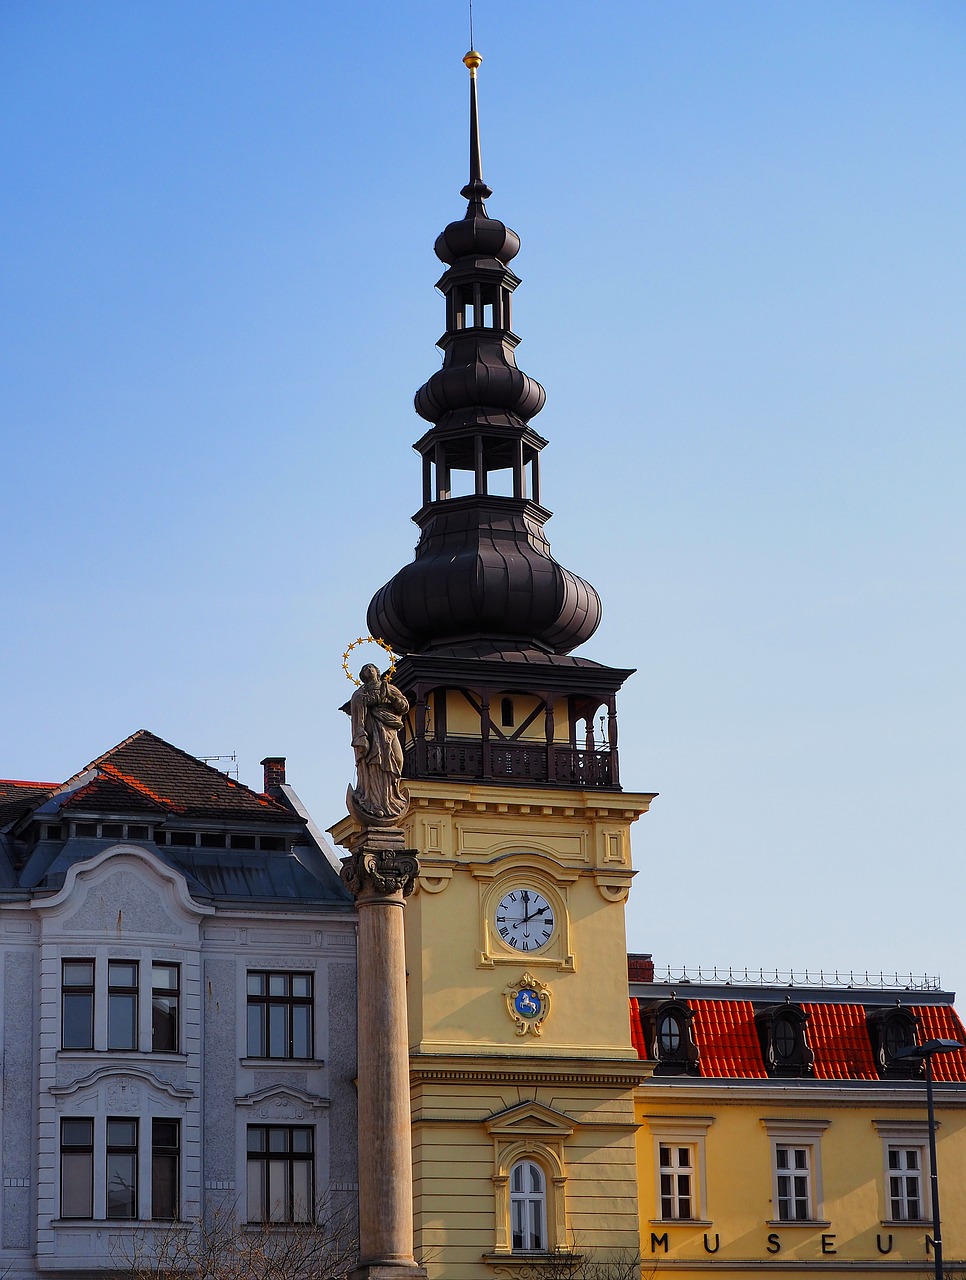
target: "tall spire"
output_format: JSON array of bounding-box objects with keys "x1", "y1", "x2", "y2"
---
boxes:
[
  {"x1": 462, "y1": 50, "x2": 491, "y2": 214},
  {"x1": 366, "y1": 51, "x2": 602, "y2": 659}
]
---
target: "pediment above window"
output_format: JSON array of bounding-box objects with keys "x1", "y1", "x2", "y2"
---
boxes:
[
  {"x1": 49, "y1": 1064, "x2": 192, "y2": 1102},
  {"x1": 236, "y1": 1083, "x2": 330, "y2": 1119},
  {"x1": 484, "y1": 1101, "x2": 575, "y2": 1139}
]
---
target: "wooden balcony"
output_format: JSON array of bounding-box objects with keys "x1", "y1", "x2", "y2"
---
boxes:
[{"x1": 403, "y1": 739, "x2": 619, "y2": 789}]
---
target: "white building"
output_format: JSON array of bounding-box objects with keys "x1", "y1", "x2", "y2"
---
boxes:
[{"x1": 0, "y1": 730, "x2": 357, "y2": 1279}]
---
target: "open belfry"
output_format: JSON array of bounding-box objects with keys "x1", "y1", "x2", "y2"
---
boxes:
[{"x1": 331, "y1": 50, "x2": 655, "y2": 1276}]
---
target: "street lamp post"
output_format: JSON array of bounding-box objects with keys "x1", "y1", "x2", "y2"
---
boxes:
[{"x1": 896, "y1": 1038, "x2": 963, "y2": 1280}]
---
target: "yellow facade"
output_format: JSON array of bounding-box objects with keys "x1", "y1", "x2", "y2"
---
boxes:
[
  {"x1": 635, "y1": 1074, "x2": 966, "y2": 1276},
  {"x1": 333, "y1": 779, "x2": 654, "y2": 1278}
]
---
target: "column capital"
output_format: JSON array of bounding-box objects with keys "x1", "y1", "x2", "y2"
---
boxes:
[{"x1": 341, "y1": 827, "x2": 420, "y2": 901}]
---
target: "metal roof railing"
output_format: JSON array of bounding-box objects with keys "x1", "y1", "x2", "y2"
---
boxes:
[{"x1": 648, "y1": 965, "x2": 942, "y2": 992}]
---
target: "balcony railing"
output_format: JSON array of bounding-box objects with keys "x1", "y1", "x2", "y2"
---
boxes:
[{"x1": 403, "y1": 739, "x2": 618, "y2": 788}]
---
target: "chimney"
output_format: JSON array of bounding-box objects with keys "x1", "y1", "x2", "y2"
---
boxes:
[
  {"x1": 627, "y1": 953, "x2": 654, "y2": 983},
  {"x1": 261, "y1": 757, "x2": 286, "y2": 795}
]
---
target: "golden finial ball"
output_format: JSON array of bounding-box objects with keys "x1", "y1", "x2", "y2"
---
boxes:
[{"x1": 463, "y1": 50, "x2": 483, "y2": 73}]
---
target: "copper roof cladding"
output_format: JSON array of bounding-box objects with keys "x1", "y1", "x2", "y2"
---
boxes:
[{"x1": 366, "y1": 53, "x2": 602, "y2": 661}]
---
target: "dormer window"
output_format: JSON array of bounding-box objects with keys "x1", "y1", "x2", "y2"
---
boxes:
[
  {"x1": 867, "y1": 1006, "x2": 921, "y2": 1078},
  {"x1": 641, "y1": 998, "x2": 699, "y2": 1076},
  {"x1": 756, "y1": 1003, "x2": 814, "y2": 1077}
]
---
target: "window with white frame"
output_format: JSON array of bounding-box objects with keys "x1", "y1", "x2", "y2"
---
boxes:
[
  {"x1": 61, "y1": 958, "x2": 181, "y2": 1054},
  {"x1": 509, "y1": 1160, "x2": 546, "y2": 1252},
  {"x1": 775, "y1": 1145, "x2": 811, "y2": 1221},
  {"x1": 647, "y1": 1115, "x2": 713, "y2": 1223},
  {"x1": 659, "y1": 1144, "x2": 695, "y2": 1220},
  {"x1": 763, "y1": 1118, "x2": 829, "y2": 1225},
  {"x1": 874, "y1": 1120, "x2": 930, "y2": 1223},
  {"x1": 887, "y1": 1147, "x2": 924, "y2": 1221},
  {"x1": 60, "y1": 1116, "x2": 180, "y2": 1221}
]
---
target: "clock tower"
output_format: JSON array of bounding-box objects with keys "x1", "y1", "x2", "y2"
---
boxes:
[{"x1": 332, "y1": 51, "x2": 655, "y2": 1278}]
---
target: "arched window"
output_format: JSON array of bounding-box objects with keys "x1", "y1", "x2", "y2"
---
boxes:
[
  {"x1": 773, "y1": 1014, "x2": 797, "y2": 1062},
  {"x1": 510, "y1": 1159, "x2": 546, "y2": 1252},
  {"x1": 658, "y1": 1011, "x2": 681, "y2": 1055}
]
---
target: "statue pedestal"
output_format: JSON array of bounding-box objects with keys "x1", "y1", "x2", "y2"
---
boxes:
[{"x1": 342, "y1": 828, "x2": 426, "y2": 1280}]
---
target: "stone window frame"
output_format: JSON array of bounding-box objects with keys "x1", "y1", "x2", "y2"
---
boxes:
[
  {"x1": 483, "y1": 1103, "x2": 574, "y2": 1262},
  {"x1": 873, "y1": 1119, "x2": 932, "y2": 1224},
  {"x1": 645, "y1": 1115, "x2": 713, "y2": 1224},
  {"x1": 761, "y1": 1118, "x2": 830, "y2": 1225}
]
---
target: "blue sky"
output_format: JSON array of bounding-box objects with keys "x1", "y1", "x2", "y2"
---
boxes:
[{"x1": 3, "y1": 2, "x2": 964, "y2": 993}]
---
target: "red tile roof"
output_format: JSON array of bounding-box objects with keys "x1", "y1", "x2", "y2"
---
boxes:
[
  {"x1": 689, "y1": 999, "x2": 768, "y2": 1078},
  {"x1": 802, "y1": 1002, "x2": 878, "y2": 1080},
  {"x1": 911, "y1": 1005, "x2": 966, "y2": 1081},
  {"x1": 630, "y1": 990, "x2": 966, "y2": 1083}
]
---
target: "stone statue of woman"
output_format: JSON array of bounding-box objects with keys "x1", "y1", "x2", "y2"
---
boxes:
[{"x1": 347, "y1": 663, "x2": 410, "y2": 826}]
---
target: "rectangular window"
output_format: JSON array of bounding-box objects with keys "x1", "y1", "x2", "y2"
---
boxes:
[
  {"x1": 659, "y1": 1144, "x2": 694, "y2": 1220},
  {"x1": 62, "y1": 961, "x2": 95, "y2": 1050},
  {"x1": 152, "y1": 963, "x2": 180, "y2": 1053},
  {"x1": 888, "y1": 1146, "x2": 924, "y2": 1221},
  {"x1": 106, "y1": 1118, "x2": 138, "y2": 1220},
  {"x1": 776, "y1": 1145, "x2": 811, "y2": 1221},
  {"x1": 247, "y1": 972, "x2": 313, "y2": 1059},
  {"x1": 152, "y1": 1119, "x2": 180, "y2": 1220},
  {"x1": 247, "y1": 1126, "x2": 314, "y2": 1223},
  {"x1": 61, "y1": 1118, "x2": 94, "y2": 1219},
  {"x1": 108, "y1": 961, "x2": 139, "y2": 1051}
]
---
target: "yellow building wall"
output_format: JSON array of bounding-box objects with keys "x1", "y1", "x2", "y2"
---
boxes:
[
  {"x1": 333, "y1": 779, "x2": 654, "y2": 1280},
  {"x1": 636, "y1": 1082, "x2": 966, "y2": 1277}
]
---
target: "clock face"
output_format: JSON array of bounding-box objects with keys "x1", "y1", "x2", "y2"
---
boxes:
[{"x1": 494, "y1": 887, "x2": 555, "y2": 952}]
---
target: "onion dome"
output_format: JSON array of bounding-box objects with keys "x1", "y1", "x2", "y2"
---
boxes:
[{"x1": 367, "y1": 52, "x2": 602, "y2": 659}]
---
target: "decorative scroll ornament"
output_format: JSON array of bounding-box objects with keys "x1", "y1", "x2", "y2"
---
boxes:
[
  {"x1": 341, "y1": 846, "x2": 420, "y2": 900},
  {"x1": 504, "y1": 971, "x2": 551, "y2": 1037}
]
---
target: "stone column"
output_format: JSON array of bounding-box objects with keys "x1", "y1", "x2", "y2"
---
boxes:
[{"x1": 342, "y1": 825, "x2": 427, "y2": 1280}]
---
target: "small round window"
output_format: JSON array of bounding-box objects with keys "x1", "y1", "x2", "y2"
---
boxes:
[
  {"x1": 773, "y1": 1016, "x2": 797, "y2": 1061},
  {"x1": 658, "y1": 1013, "x2": 681, "y2": 1055}
]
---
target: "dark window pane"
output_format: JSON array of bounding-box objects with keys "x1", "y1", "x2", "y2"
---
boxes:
[
  {"x1": 62, "y1": 1119, "x2": 93, "y2": 1147},
  {"x1": 61, "y1": 1151, "x2": 93, "y2": 1218},
  {"x1": 107, "y1": 1152, "x2": 137, "y2": 1218},
  {"x1": 152, "y1": 1153, "x2": 178, "y2": 1220},
  {"x1": 292, "y1": 1006, "x2": 311, "y2": 1059},
  {"x1": 109, "y1": 962, "x2": 137, "y2": 988},
  {"x1": 63, "y1": 962, "x2": 94, "y2": 987},
  {"x1": 152, "y1": 1119, "x2": 179, "y2": 1221},
  {"x1": 108, "y1": 994, "x2": 137, "y2": 1050},
  {"x1": 152, "y1": 996, "x2": 178, "y2": 1052},
  {"x1": 248, "y1": 1004, "x2": 265, "y2": 1057},
  {"x1": 268, "y1": 1004, "x2": 286, "y2": 1057},
  {"x1": 63, "y1": 993, "x2": 94, "y2": 1049},
  {"x1": 152, "y1": 964, "x2": 178, "y2": 991}
]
